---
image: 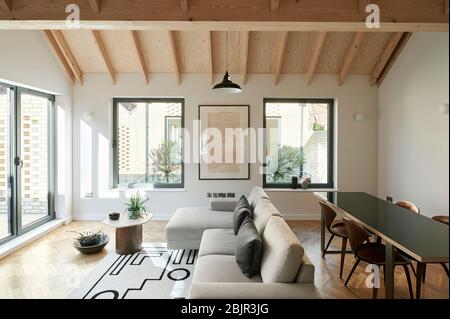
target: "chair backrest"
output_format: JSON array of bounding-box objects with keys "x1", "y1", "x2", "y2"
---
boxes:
[
  {"x1": 343, "y1": 218, "x2": 371, "y2": 254},
  {"x1": 319, "y1": 201, "x2": 337, "y2": 231},
  {"x1": 395, "y1": 200, "x2": 420, "y2": 214}
]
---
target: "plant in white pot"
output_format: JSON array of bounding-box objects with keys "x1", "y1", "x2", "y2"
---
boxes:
[{"x1": 125, "y1": 192, "x2": 149, "y2": 219}]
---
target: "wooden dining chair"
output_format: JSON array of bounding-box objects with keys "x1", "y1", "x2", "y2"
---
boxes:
[
  {"x1": 343, "y1": 218, "x2": 414, "y2": 299},
  {"x1": 421, "y1": 216, "x2": 450, "y2": 283},
  {"x1": 319, "y1": 201, "x2": 349, "y2": 279}
]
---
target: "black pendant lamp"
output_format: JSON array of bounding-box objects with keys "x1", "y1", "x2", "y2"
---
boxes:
[{"x1": 212, "y1": 32, "x2": 242, "y2": 93}]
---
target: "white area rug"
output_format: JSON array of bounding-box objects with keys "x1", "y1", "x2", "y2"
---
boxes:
[{"x1": 68, "y1": 243, "x2": 197, "y2": 299}]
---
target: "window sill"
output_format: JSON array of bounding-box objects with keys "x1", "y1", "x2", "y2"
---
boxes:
[
  {"x1": 264, "y1": 188, "x2": 337, "y2": 192},
  {"x1": 0, "y1": 219, "x2": 65, "y2": 260}
]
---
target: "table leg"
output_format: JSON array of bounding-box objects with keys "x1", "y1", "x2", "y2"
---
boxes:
[
  {"x1": 385, "y1": 243, "x2": 395, "y2": 299},
  {"x1": 320, "y1": 211, "x2": 325, "y2": 255},
  {"x1": 115, "y1": 225, "x2": 142, "y2": 255},
  {"x1": 416, "y1": 262, "x2": 424, "y2": 299}
]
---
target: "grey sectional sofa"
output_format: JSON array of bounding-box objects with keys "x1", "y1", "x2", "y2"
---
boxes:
[{"x1": 165, "y1": 187, "x2": 319, "y2": 299}]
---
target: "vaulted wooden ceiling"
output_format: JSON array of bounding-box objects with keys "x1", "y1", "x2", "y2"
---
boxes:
[{"x1": 41, "y1": 29, "x2": 412, "y2": 87}]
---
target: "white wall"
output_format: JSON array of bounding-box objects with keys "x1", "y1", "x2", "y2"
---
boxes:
[
  {"x1": 378, "y1": 32, "x2": 449, "y2": 217},
  {"x1": 0, "y1": 31, "x2": 73, "y2": 222},
  {"x1": 72, "y1": 73, "x2": 378, "y2": 220}
]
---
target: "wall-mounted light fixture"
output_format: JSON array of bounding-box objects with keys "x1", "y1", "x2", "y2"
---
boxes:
[{"x1": 438, "y1": 103, "x2": 449, "y2": 115}]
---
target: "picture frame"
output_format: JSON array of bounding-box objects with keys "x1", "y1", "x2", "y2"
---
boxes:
[{"x1": 198, "y1": 105, "x2": 250, "y2": 180}]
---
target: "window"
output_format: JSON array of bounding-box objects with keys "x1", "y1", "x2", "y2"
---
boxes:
[
  {"x1": 263, "y1": 98, "x2": 334, "y2": 189},
  {"x1": 113, "y1": 98, "x2": 184, "y2": 188},
  {"x1": 0, "y1": 82, "x2": 55, "y2": 246}
]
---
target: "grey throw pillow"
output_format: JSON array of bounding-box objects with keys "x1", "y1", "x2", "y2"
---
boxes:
[
  {"x1": 233, "y1": 195, "x2": 251, "y2": 235},
  {"x1": 235, "y1": 216, "x2": 262, "y2": 278}
]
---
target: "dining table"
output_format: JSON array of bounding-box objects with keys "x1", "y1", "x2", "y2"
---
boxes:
[{"x1": 314, "y1": 191, "x2": 449, "y2": 299}]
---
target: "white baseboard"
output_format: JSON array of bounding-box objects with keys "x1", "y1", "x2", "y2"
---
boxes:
[
  {"x1": 0, "y1": 219, "x2": 65, "y2": 260},
  {"x1": 72, "y1": 214, "x2": 172, "y2": 221}
]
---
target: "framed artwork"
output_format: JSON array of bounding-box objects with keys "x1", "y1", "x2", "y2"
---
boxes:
[{"x1": 198, "y1": 105, "x2": 250, "y2": 180}]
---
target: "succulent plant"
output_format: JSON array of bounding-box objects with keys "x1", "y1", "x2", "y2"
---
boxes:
[{"x1": 70, "y1": 230, "x2": 105, "y2": 247}]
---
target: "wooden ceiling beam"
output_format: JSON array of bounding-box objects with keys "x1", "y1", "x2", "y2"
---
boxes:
[
  {"x1": 89, "y1": 0, "x2": 100, "y2": 12},
  {"x1": 168, "y1": 30, "x2": 181, "y2": 85},
  {"x1": 180, "y1": 0, "x2": 188, "y2": 12},
  {"x1": 91, "y1": 30, "x2": 115, "y2": 84},
  {"x1": 241, "y1": 31, "x2": 250, "y2": 85},
  {"x1": 273, "y1": 31, "x2": 288, "y2": 85},
  {"x1": 130, "y1": 30, "x2": 149, "y2": 84},
  {"x1": 50, "y1": 30, "x2": 83, "y2": 85},
  {"x1": 0, "y1": 0, "x2": 11, "y2": 11},
  {"x1": 376, "y1": 32, "x2": 413, "y2": 86},
  {"x1": 370, "y1": 32, "x2": 404, "y2": 86},
  {"x1": 41, "y1": 30, "x2": 75, "y2": 85},
  {"x1": 206, "y1": 31, "x2": 213, "y2": 85},
  {"x1": 0, "y1": 0, "x2": 447, "y2": 32},
  {"x1": 337, "y1": 32, "x2": 365, "y2": 86},
  {"x1": 306, "y1": 31, "x2": 327, "y2": 85}
]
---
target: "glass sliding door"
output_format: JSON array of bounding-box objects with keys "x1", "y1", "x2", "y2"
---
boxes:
[
  {"x1": 0, "y1": 84, "x2": 13, "y2": 243},
  {"x1": 0, "y1": 83, "x2": 54, "y2": 245},
  {"x1": 17, "y1": 89, "x2": 54, "y2": 232}
]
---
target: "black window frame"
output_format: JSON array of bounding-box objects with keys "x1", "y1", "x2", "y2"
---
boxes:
[
  {"x1": 262, "y1": 98, "x2": 334, "y2": 189},
  {"x1": 112, "y1": 98, "x2": 185, "y2": 189}
]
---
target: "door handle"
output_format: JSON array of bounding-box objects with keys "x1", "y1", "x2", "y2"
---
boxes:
[{"x1": 14, "y1": 156, "x2": 23, "y2": 168}]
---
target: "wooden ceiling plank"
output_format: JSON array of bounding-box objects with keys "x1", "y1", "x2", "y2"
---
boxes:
[
  {"x1": 41, "y1": 30, "x2": 75, "y2": 85},
  {"x1": 206, "y1": 31, "x2": 213, "y2": 85},
  {"x1": 273, "y1": 31, "x2": 289, "y2": 85},
  {"x1": 91, "y1": 30, "x2": 115, "y2": 84},
  {"x1": 130, "y1": 30, "x2": 149, "y2": 84},
  {"x1": 337, "y1": 32, "x2": 365, "y2": 86},
  {"x1": 445, "y1": 0, "x2": 449, "y2": 15},
  {"x1": 370, "y1": 32, "x2": 404, "y2": 86},
  {"x1": 376, "y1": 32, "x2": 413, "y2": 86},
  {"x1": 1, "y1": 0, "x2": 447, "y2": 31},
  {"x1": 241, "y1": 31, "x2": 250, "y2": 85},
  {"x1": 271, "y1": 0, "x2": 280, "y2": 12},
  {"x1": 0, "y1": 0, "x2": 11, "y2": 11},
  {"x1": 306, "y1": 31, "x2": 327, "y2": 85},
  {"x1": 168, "y1": 30, "x2": 181, "y2": 85},
  {"x1": 180, "y1": 0, "x2": 188, "y2": 12},
  {"x1": 89, "y1": 0, "x2": 100, "y2": 12},
  {"x1": 50, "y1": 30, "x2": 83, "y2": 85}
]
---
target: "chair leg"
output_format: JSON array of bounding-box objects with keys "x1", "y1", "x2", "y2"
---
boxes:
[
  {"x1": 416, "y1": 262, "x2": 424, "y2": 299},
  {"x1": 440, "y1": 263, "x2": 449, "y2": 277},
  {"x1": 322, "y1": 234, "x2": 334, "y2": 258},
  {"x1": 410, "y1": 262, "x2": 417, "y2": 278},
  {"x1": 372, "y1": 287, "x2": 378, "y2": 299},
  {"x1": 345, "y1": 258, "x2": 361, "y2": 287},
  {"x1": 422, "y1": 264, "x2": 427, "y2": 283},
  {"x1": 403, "y1": 264, "x2": 414, "y2": 299},
  {"x1": 339, "y1": 237, "x2": 347, "y2": 279}
]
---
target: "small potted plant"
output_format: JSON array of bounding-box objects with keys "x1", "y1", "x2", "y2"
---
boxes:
[
  {"x1": 125, "y1": 192, "x2": 149, "y2": 219},
  {"x1": 71, "y1": 230, "x2": 109, "y2": 255}
]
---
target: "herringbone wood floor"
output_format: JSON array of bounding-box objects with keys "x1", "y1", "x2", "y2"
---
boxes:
[{"x1": 0, "y1": 220, "x2": 448, "y2": 299}]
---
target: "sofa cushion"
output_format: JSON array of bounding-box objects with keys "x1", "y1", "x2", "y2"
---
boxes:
[
  {"x1": 235, "y1": 217, "x2": 262, "y2": 278},
  {"x1": 233, "y1": 196, "x2": 252, "y2": 235},
  {"x1": 260, "y1": 216, "x2": 305, "y2": 283},
  {"x1": 247, "y1": 187, "x2": 269, "y2": 211},
  {"x1": 253, "y1": 198, "x2": 281, "y2": 235},
  {"x1": 192, "y1": 255, "x2": 262, "y2": 283},
  {"x1": 165, "y1": 207, "x2": 233, "y2": 243},
  {"x1": 199, "y1": 229, "x2": 236, "y2": 257}
]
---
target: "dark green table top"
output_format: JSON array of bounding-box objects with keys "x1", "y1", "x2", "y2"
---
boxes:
[{"x1": 315, "y1": 192, "x2": 449, "y2": 263}]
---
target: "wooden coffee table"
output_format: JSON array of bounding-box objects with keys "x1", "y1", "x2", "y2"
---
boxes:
[{"x1": 102, "y1": 213, "x2": 152, "y2": 255}]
